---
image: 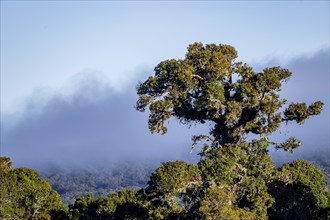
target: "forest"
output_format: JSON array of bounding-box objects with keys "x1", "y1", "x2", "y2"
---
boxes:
[
  {"x1": 1, "y1": 43, "x2": 329, "y2": 219},
  {"x1": 40, "y1": 162, "x2": 157, "y2": 205}
]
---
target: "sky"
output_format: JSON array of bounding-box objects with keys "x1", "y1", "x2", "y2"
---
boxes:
[{"x1": 1, "y1": 1, "x2": 329, "y2": 168}]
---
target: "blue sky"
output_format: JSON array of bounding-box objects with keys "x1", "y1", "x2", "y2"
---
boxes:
[
  {"x1": 1, "y1": 1, "x2": 329, "y2": 167},
  {"x1": 1, "y1": 1, "x2": 329, "y2": 114}
]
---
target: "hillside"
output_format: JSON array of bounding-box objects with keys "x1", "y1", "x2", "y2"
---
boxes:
[{"x1": 40, "y1": 162, "x2": 156, "y2": 205}]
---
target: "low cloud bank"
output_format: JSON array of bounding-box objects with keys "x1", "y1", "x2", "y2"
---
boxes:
[{"x1": 1, "y1": 72, "x2": 202, "y2": 169}]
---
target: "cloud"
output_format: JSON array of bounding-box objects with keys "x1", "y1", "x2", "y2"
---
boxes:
[
  {"x1": 1, "y1": 70, "x2": 202, "y2": 169},
  {"x1": 1, "y1": 48, "x2": 329, "y2": 169}
]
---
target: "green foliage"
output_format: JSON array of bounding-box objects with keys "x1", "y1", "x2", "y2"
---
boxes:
[
  {"x1": 282, "y1": 160, "x2": 328, "y2": 207},
  {"x1": 283, "y1": 101, "x2": 324, "y2": 124},
  {"x1": 145, "y1": 160, "x2": 201, "y2": 201},
  {"x1": 196, "y1": 142, "x2": 275, "y2": 219},
  {"x1": 196, "y1": 186, "x2": 256, "y2": 220},
  {"x1": 135, "y1": 42, "x2": 328, "y2": 219},
  {"x1": 0, "y1": 157, "x2": 12, "y2": 173},
  {"x1": 318, "y1": 164, "x2": 330, "y2": 191},
  {"x1": 136, "y1": 42, "x2": 323, "y2": 152},
  {"x1": 141, "y1": 160, "x2": 201, "y2": 219},
  {"x1": 269, "y1": 160, "x2": 330, "y2": 219},
  {"x1": 0, "y1": 157, "x2": 66, "y2": 220},
  {"x1": 67, "y1": 189, "x2": 148, "y2": 220}
]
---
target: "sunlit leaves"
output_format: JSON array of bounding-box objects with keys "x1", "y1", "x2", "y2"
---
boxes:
[
  {"x1": 0, "y1": 157, "x2": 12, "y2": 174},
  {"x1": 136, "y1": 42, "x2": 323, "y2": 154},
  {"x1": 308, "y1": 101, "x2": 324, "y2": 116},
  {"x1": 148, "y1": 99, "x2": 172, "y2": 134},
  {"x1": 274, "y1": 137, "x2": 301, "y2": 153},
  {"x1": 269, "y1": 160, "x2": 330, "y2": 219},
  {"x1": 142, "y1": 160, "x2": 201, "y2": 219},
  {"x1": 145, "y1": 160, "x2": 201, "y2": 202},
  {"x1": 284, "y1": 101, "x2": 324, "y2": 124},
  {"x1": 0, "y1": 157, "x2": 66, "y2": 220}
]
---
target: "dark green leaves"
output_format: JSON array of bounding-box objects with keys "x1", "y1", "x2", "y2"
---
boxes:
[
  {"x1": 274, "y1": 137, "x2": 301, "y2": 153},
  {"x1": 284, "y1": 101, "x2": 324, "y2": 124},
  {"x1": 136, "y1": 43, "x2": 240, "y2": 136},
  {"x1": 0, "y1": 157, "x2": 66, "y2": 219},
  {"x1": 136, "y1": 42, "x2": 323, "y2": 153}
]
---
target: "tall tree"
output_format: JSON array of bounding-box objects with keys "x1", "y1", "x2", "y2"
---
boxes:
[
  {"x1": 0, "y1": 157, "x2": 66, "y2": 220},
  {"x1": 136, "y1": 42, "x2": 328, "y2": 219},
  {"x1": 136, "y1": 42, "x2": 323, "y2": 153}
]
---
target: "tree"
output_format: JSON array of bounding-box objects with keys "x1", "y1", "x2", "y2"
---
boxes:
[
  {"x1": 136, "y1": 42, "x2": 323, "y2": 152},
  {"x1": 136, "y1": 42, "x2": 327, "y2": 219},
  {"x1": 68, "y1": 189, "x2": 148, "y2": 220},
  {"x1": 268, "y1": 160, "x2": 330, "y2": 219},
  {"x1": 0, "y1": 157, "x2": 66, "y2": 220},
  {"x1": 141, "y1": 160, "x2": 201, "y2": 219}
]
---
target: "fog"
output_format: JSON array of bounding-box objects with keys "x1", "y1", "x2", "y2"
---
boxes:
[
  {"x1": 1, "y1": 48, "x2": 329, "y2": 169},
  {"x1": 1, "y1": 71, "x2": 204, "y2": 169}
]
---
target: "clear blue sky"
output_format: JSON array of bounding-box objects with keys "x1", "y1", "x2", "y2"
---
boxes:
[
  {"x1": 1, "y1": 1, "x2": 329, "y2": 114},
  {"x1": 1, "y1": 1, "x2": 329, "y2": 167}
]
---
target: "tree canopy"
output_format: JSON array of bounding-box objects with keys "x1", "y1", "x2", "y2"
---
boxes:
[
  {"x1": 0, "y1": 157, "x2": 66, "y2": 220},
  {"x1": 136, "y1": 42, "x2": 323, "y2": 153}
]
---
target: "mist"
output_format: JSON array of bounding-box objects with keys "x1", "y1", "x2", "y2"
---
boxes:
[
  {"x1": 1, "y1": 48, "x2": 329, "y2": 170},
  {"x1": 1, "y1": 71, "x2": 203, "y2": 169}
]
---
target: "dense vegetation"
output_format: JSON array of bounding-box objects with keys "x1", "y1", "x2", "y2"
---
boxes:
[
  {"x1": 2, "y1": 157, "x2": 329, "y2": 219},
  {"x1": 40, "y1": 163, "x2": 155, "y2": 205},
  {"x1": 40, "y1": 156, "x2": 330, "y2": 206},
  {"x1": 1, "y1": 43, "x2": 329, "y2": 219},
  {"x1": 0, "y1": 157, "x2": 66, "y2": 219}
]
